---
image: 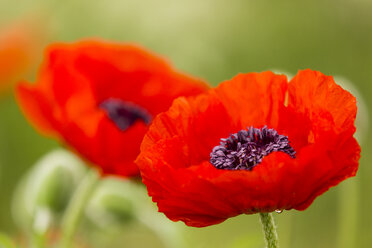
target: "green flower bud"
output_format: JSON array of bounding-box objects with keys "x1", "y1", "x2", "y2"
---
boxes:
[{"x1": 12, "y1": 149, "x2": 87, "y2": 233}]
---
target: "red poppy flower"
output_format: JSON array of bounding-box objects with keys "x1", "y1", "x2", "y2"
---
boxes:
[
  {"x1": 136, "y1": 69, "x2": 361, "y2": 227},
  {"x1": 16, "y1": 40, "x2": 208, "y2": 177}
]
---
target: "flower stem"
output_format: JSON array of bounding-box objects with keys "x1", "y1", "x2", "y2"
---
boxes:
[
  {"x1": 259, "y1": 212, "x2": 279, "y2": 248},
  {"x1": 58, "y1": 169, "x2": 99, "y2": 248},
  {"x1": 31, "y1": 207, "x2": 55, "y2": 248}
]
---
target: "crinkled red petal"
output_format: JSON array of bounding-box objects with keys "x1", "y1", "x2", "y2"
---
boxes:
[{"x1": 137, "y1": 70, "x2": 360, "y2": 227}]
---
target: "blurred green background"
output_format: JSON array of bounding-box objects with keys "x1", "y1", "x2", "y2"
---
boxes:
[{"x1": 0, "y1": 0, "x2": 371, "y2": 247}]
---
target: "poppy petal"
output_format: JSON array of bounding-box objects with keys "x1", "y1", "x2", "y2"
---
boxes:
[{"x1": 16, "y1": 84, "x2": 58, "y2": 137}]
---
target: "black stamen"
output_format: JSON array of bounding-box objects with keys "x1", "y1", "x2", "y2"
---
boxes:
[
  {"x1": 210, "y1": 126, "x2": 296, "y2": 170},
  {"x1": 100, "y1": 98, "x2": 152, "y2": 131}
]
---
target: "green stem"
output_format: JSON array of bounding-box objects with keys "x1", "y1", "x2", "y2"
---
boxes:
[
  {"x1": 31, "y1": 208, "x2": 53, "y2": 248},
  {"x1": 259, "y1": 212, "x2": 279, "y2": 248},
  {"x1": 58, "y1": 169, "x2": 99, "y2": 248}
]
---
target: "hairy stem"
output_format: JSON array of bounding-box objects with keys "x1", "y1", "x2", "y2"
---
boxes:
[{"x1": 259, "y1": 212, "x2": 279, "y2": 248}]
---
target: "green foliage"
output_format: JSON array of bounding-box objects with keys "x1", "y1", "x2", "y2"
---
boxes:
[{"x1": 0, "y1": 233, "x2": 16, "y2": 248}]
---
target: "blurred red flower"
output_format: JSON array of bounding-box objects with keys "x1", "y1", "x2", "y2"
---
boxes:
[
  {"x1": 137, "y1": 70, "x2": 361, "y2": 227},
  {"x1": 0, "y1": 17, "x2": 46, "y2": 94},
  {"x1": 17, "y1": 40, "x2": 208, "y2": 177}
]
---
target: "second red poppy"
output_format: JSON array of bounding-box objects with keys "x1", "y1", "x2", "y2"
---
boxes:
[{"x1": 17, "y1": 40, "x2": 208, "y2": 177}]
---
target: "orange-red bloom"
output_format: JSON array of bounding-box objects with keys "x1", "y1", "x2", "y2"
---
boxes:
[
  {"x1": 0, "y1": 17, "x2": 46, "y2": 94},
  {"x1": 16, "y1": 40, "x2": 208, "y2": 177},
  {"x1": 137, "y1": 70, "x2": 360, "y2": 227}
]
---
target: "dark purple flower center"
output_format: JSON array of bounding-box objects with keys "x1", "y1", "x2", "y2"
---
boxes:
[
  {"x1": 100, "y1": 98, "x2": 152, "y2": 131},
  {"x1": 210, "y1": 126, "x2": 296, "y2": 170}
]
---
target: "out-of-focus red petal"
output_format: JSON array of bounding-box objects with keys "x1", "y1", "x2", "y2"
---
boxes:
[
  {"x1": 41, "y1": 40, "x2": 207, "y2": 116},
  {"x1": 16, "y1": 40, "x2": 209, "y2": 177},
  {"x1": 0, "y1": 17, "x2": 46, "y2": 93},
  {"x1": 16, "y1": 83, "x2": 58, "y2": 137}
]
